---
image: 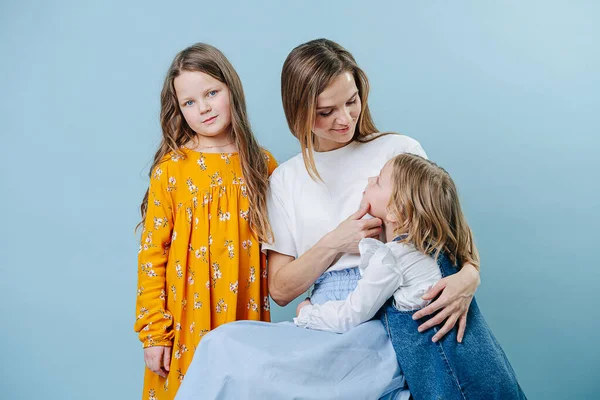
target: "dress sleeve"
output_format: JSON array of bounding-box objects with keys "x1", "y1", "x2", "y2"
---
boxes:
[
  {"x1": 263, "y1": 149, "x2": 279, "y2": 175},
  {"x1": 134, "y1": 164, "x2": 175, "y2": 348}
]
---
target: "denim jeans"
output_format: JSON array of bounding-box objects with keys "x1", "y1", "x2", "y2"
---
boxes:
[{"x1": 381, "y1": 253, "x2": 527, "y2": 400}]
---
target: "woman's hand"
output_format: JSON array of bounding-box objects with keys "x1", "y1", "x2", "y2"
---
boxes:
[
  {"x1": 412, "y1": 264, "x2": 480, "y2": 343},
  {"x1": 296, "y1": 298, "x2": 312, "y2": 316},
  {"x1": 322, "y1": 203, "x2": 382, "y2": 255},
  {"x1": 144, "y1": 345, "x2": 172, "y2": 378}
]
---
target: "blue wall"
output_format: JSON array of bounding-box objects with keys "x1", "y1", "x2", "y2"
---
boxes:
[{"x1": 1, "y1": 1, "x2": 598, "y2": 399}]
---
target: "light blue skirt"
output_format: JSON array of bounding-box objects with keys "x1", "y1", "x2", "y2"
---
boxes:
[{"x1": 176, "y1": 268, "x2": 409, "y2": 400}]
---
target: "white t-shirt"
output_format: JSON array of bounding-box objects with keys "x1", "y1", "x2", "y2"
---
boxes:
[{"x1": 262, "y1": 134, "x2": 427, "y2": 272}]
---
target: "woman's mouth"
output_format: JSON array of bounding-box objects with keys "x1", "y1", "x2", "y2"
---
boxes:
[
  {"x1": 203, "y1": 116, "x2": 218, "y2": 124},
  {"x1": 332, "y1": 126, "x2": 350, "y2": 134}
]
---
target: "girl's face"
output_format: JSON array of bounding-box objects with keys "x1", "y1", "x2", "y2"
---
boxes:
[
  {"x1": 363, "y1": 159, "x2": 394, "y2": 221},
  {"x1": 312, "y1": 71, "x2": 361, "y2": 151},
  {"x1": 174, "y1": 71, "x2": 232, "y2": 141}
]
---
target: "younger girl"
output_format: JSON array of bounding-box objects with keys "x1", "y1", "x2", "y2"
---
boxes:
[
  {"x1": 134, "y1": 43, "x2": 277, "y2": 400},
  {"x1": 295, "y1": 154, "x2": 526, "y2": 400}
]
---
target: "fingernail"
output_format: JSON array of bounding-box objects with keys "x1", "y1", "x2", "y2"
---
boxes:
[
  {"x1": 417, "y1": 327, "x2": 423, "y2": 332},
  {"x1": 412, "y1": 315, "x2": 418, "y2": 320},
  {"x1": 432, "y1": 337, "x2": 438, "y2": 343}
]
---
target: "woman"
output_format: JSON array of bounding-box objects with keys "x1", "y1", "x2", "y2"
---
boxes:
[{"x1": 176, "y1": 39, "x2": 480, "y2": 400}]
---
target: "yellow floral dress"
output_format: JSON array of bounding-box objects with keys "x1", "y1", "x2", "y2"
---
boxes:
[{"x1": 134, "y1": 148, "x2": 277, "y2": 400}]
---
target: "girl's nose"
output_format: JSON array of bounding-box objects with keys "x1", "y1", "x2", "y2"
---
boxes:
[{"x1": 198, "y1": 100, "x2": 211, "y2": 114}]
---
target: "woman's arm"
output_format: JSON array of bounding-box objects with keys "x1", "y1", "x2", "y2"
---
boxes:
[
  {"x1": 268, "y1": 246, "x2": 337, "y2": 307},
  {"x1": 268, "y1": 204, "x2": 382, "y2": 306}
]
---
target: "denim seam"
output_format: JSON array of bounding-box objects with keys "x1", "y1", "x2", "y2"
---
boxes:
[
  {"x1": 382, "y1": 309, "x2": 392, "y2": 338},
  {"x1": 435, "y1": 339, "x2": 467, "y2": 400}
]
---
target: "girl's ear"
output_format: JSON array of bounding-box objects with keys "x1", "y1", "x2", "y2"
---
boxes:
[{"x1": 385, "y1": 208, "x2": 398, "y2": 224}]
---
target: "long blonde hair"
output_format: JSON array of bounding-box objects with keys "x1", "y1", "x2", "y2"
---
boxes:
[
  {"x1": 139, "y1": 43, "x2": 272, "y2": 242},
  {"x1": 281, "y1": 38, "x2": 384, "y2": 180},
  {"x1": 388, "y1": 154, "x2": 480, "y2": 269}
]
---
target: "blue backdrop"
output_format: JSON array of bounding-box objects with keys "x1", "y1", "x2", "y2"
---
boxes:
[{"x1": 1, "y1": 1, "x2": 598, "y2": 399}]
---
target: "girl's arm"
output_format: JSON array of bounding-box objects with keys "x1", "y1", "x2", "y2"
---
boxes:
[
  {"x1": 268, "y1": 204, "x2": 382, "y2": 306},
  {"x1": 294, "y1": 243, "x2": 403, "y2": 333},
  {"x1": 134, "y1": 165, "x2": 175, "y2": 348}
]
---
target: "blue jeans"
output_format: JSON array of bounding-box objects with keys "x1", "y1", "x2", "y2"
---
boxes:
[{"x1": 381, "y1": 253, "x2": 527, "y2": 400}]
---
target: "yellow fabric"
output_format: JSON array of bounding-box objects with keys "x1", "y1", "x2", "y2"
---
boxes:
[{"x1": 134, "y1": 148, "x2": 277, "y2": 400}]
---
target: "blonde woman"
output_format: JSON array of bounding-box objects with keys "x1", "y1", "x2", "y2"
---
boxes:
[{"x1": 177, "y1": 39, "x2": 481, "y2": 400}]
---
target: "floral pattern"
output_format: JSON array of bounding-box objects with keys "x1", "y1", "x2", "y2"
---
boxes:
[{"x1": 135, "y1": 149, "x2": 277, "y2": 400}]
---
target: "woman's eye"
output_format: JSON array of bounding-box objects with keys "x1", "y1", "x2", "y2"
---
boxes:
[
  {"x1": 185, "y1": 100, "x2": 194, "y2": 106},
  {"x1": 319, "y1": 110, "x2": 332, "y2": 117}
]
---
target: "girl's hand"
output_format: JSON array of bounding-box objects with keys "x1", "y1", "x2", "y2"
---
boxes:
[
  {"x1": 144, "y1": 345, "x2": 172, "y2": 378},
  {"x1": 322, "y1": 203, "x2": 382, "y2": 254},
  {"x1": 412, "y1": 264, "x2": 480, "y2": 343},
  {"x1": 296, "y1": 298, "x2": 312, "y2": 317}
]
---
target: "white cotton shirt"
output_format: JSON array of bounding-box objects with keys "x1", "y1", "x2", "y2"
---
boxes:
[
  {"x1": 294, "y1": 238, "x2": 442, "y2": 333},
  {"x1": 262, "y1": 134, "x2": 427, "y2": 272}
]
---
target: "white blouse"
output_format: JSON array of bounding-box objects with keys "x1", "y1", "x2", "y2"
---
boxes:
[{"x1": 294, "y1": 238, "x2": 442, "y2": 333}]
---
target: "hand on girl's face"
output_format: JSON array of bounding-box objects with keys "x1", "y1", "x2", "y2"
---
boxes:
[
  {"x1": 324, "y1": 203, "x2": 382, "y2": 254},
  {"x1": 144, "y1": 345, "x2": 172, "y2": 378}
]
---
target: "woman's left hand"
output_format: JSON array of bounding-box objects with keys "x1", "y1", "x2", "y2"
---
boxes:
[{"x1": 412, "y1": 264, "x2": 480, "y2": 343}]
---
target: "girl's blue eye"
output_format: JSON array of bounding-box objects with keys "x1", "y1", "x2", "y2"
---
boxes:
[
  {"x1": 208, "y1": 90, "x2": 218, "y2": 97},
  {"x1": 185, "y1": 100, "x2": 194, "y2": 106}
]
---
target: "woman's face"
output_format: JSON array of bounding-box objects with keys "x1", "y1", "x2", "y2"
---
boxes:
[{"x1": 312, "y1": 71, "x2": 361, "y2": 151}]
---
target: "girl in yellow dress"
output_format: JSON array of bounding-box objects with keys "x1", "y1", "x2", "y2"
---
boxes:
[{"x1": 134, "y1": 43, "x2": 277, "y2": 400}]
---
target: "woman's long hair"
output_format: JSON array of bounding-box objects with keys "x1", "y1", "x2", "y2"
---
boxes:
[{"x1": 281, "y1": 38, "x2": 383, "y2": 180}]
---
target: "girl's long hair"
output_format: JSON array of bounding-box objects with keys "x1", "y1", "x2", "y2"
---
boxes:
[
  {"x1": 139, "y1": 43, "x2": 272, "y2": 242},
  {"x1": 388, "y1": 154, "x2": 480, "y2": 269}
]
